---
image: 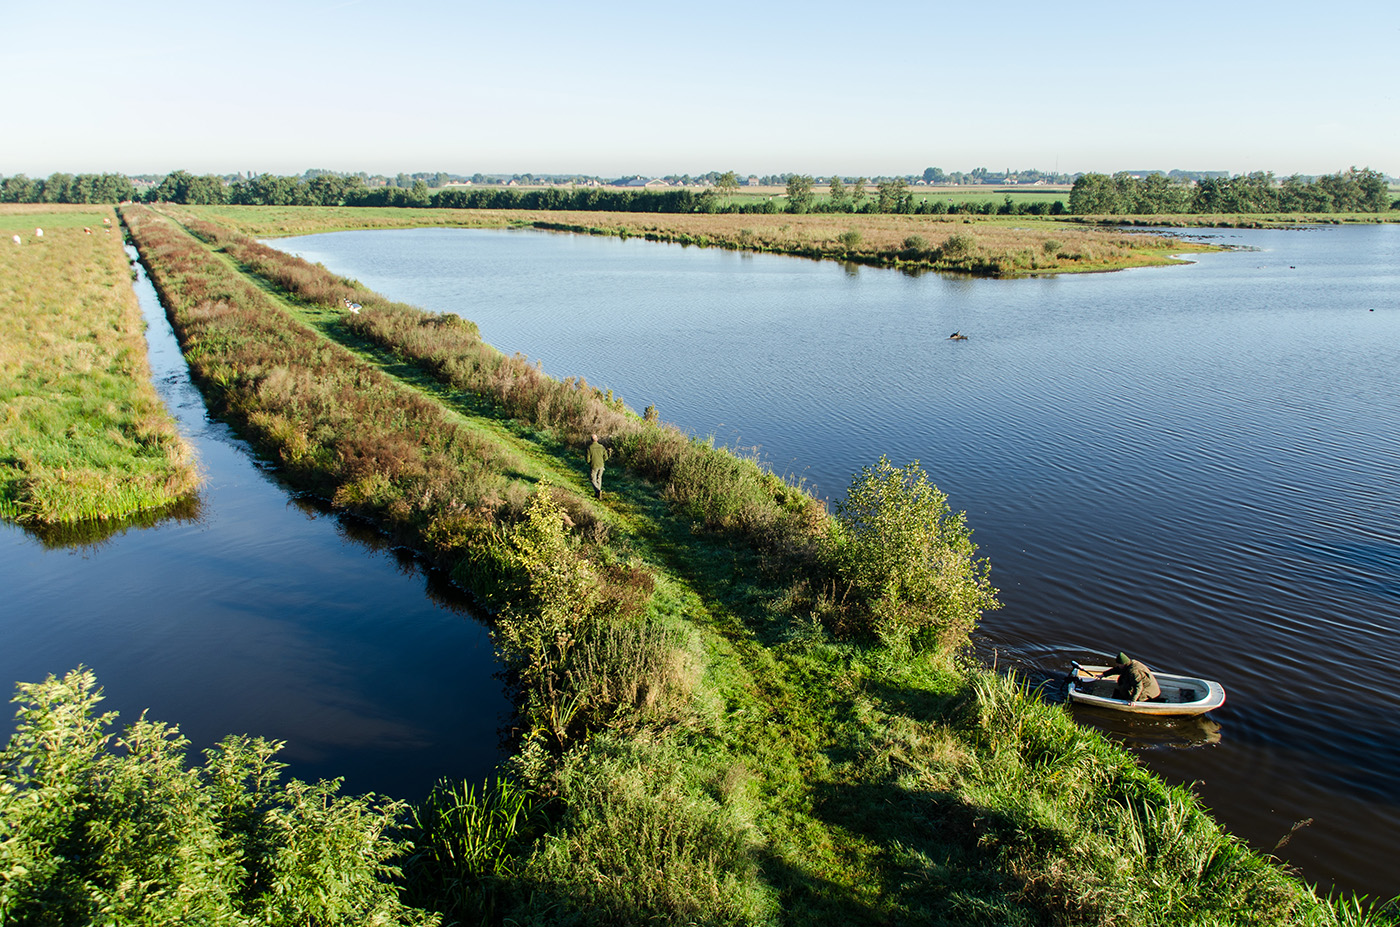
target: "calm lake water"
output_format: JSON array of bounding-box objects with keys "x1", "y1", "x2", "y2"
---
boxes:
[
  {"x1": 270, "y1": 223, "x2": 1400, "y2": 898},
  {"x1": 0, "y1": 250, "x2": 508, "y2": 802}
]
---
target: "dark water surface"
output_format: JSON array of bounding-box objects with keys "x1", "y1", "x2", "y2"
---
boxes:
[
  {"x1": 0, "y1": 250, "x2": 507, "y2": 802},
  {"x1": 273, "y1": 224, "x2": 1400, "y2": 897}
]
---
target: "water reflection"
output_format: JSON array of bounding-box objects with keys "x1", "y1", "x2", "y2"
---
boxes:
[{"x1": 23, "y1": 495, "x2": 204, "y2": 551}]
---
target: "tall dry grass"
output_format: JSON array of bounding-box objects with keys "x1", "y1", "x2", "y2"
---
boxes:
[
  {"x1": 168, "y1": 208, "x2": 830, "y2": 562},
  {"x1": 121, "y1": 205, "x2": 514, "y2": 562},
  {"x1": 529, "y1": 211, "x2": 1203, "y2": 275},
  {"x1": 187, "y1": 203, "x2": 1210, "y2": 277}
]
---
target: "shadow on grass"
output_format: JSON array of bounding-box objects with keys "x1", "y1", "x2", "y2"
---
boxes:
[{"x1": 803, "y1": 775, "x2": 1046, "y2": 927}]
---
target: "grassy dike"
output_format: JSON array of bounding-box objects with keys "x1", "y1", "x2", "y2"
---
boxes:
[
  {"x1": 187, "y1": 203, "x2": 1214, "y2": 277},
  {"x1": 0, "y1": 205, "x2": 198, "y2": 529},
  {"x1": 105, "y1": 203, "x2": 1387, "y2": 926}
]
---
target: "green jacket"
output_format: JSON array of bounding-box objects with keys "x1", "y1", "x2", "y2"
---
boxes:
[
  {"x1": 1113, "y1": 660, "x2": 1162, "y2": 702},
  {"x1": 587, "y1": 441, "x2": 610, "y2": 470}
]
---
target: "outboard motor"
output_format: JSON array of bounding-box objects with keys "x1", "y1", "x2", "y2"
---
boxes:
[{"x1": 1064, "y1": 661, "x2": 1083, "y2": 698}]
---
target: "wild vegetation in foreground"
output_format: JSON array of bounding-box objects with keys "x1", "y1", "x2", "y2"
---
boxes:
[
  {"x1": 0, "y1": 205, "x2": 198, "y2": 528},
  {"x1": 4, "y1": 203, "x2": 1393, "y2": 926},
  {"x1": 189, "y1": 203, "x2": 1214, "y2": 277}
]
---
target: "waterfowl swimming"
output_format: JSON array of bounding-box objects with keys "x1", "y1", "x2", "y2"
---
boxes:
[{"x1": 949, "y1": 331, "x2": 967, "y2": 341}]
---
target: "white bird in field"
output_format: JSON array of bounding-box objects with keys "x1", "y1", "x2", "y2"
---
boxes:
[
  {"x1": 35, "y1": 229, "x2": 43, "y2": 237},
  {"x1": 11, "y1": 235, "x2": 20, "y2": 245}
]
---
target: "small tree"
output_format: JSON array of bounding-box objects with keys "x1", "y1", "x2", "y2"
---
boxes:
[
  {"x1": 852, "y1": 177, "x2": 867, "y2": 209},
  {"x1": 828, "y1": 175, "x2": 849, "y2": 211},
  {"x1": 713, "y1": 171, "x2": 740, "y2": 200},
  {"x1": 828, "y1": 457, "x2": 998, "y2": 648},
  {"x1": 785, "y1": 174, "x2": 814, "y2": 213},
  {"x1": 876, "y1": 178, "x2": 910, "y2": 213}
]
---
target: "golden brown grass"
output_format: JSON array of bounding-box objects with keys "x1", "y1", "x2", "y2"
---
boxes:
[{"x1": 188, "y1": 205, "x2": 1213, "y2": 276}]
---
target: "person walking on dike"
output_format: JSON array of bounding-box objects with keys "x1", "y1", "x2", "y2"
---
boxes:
[
  {"x1": 1095, "y1": 651, "x2": 1161, "y2": 702},
  {"x1": 587, "y1": 433, "x2": 611, "y2": 499}
]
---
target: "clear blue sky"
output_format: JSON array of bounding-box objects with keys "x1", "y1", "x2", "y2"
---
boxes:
[{"x1": 4, "y1": 0, "x2": 1397, "y2": 179}]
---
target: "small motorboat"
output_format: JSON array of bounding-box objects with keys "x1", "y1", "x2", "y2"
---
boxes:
[{"x1": 1065, "y1": 661, "x2": 1226, "y2": 716}]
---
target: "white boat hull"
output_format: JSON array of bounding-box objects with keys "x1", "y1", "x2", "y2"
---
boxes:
[{"x1": 1068, "y1": 665, "x2": 1226, "y2": 716}]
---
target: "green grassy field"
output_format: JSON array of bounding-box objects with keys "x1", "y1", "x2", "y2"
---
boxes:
[{"x1": 0, "y1": 205, "x2": 199, "y2": 530}]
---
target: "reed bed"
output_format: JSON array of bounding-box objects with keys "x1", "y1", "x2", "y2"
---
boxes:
[
  {"x1": 955, "y1": 671, "x2": 1332, "y2": 925},
  {"x1": 0, "y1": 206, "x2": 198, "y2": 526}
]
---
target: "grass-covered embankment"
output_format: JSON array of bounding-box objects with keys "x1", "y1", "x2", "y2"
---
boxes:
[
  {"x1": 0, "y1": 205, "x2": 198, "y2": 528},
  {"x1": 1066, "y1": 211, "x2": 1400, "y2": 228},
  {"x1": 188, "y1": 203, "x2": 1214, "y2": 277},
  {"x1": 10, "y1": 201, "x2": 1385, "y2": 925}
]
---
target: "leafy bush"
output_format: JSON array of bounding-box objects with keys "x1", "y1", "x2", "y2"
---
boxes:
[
  {"x1": 485, "y1": 490, "x2": 687, "y2": 756},
  {"x1": 0, "y1": 668, "x2": 436, "y2": 926},
  {"x1": 837, "y1": 229, "x2": 862, "y2": 250},
  {"x1": 940, "y1": 232, "x2": 976, "y2": 259},
  {"x1": 902, "y1": 234, "x2": 928, "y2": 255},
  {"x1": 826, "y1": 457, "x2": 998, "y2": 648}
]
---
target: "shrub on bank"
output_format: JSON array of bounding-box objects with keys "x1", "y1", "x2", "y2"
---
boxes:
[
  {"x1": 473, "y1": 490, "x2": 696, "y2": 756},
  {"x1": 0, "y1": 669, "x2": 435, "y2": 926},
  {"x1": 824, "y1": 457, "x2": 998, "y2": 648}
]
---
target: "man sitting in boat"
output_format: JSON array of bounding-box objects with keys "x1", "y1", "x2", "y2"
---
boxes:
[{"x1": 1096, "y1": 652, "x2": 1162, "y2": 702}]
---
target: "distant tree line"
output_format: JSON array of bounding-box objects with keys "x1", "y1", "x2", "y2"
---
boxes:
[
  {"x1": 1, "y1": 170, "x2": 1070, "y2": 216},
  {"x1": 0, "y1": 172, "x2": 136, "y2": 204},
  {"x1": 1069, "y1": 168, "x2": 1394, "y2": 214},
  {"x1": 8, "y1": 166, "x2": 1392, "y2": 216}
]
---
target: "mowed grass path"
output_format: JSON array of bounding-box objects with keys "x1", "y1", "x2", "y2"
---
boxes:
[{"x1": 0, "y1": 205, "x2": 198, "y2": 528}]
